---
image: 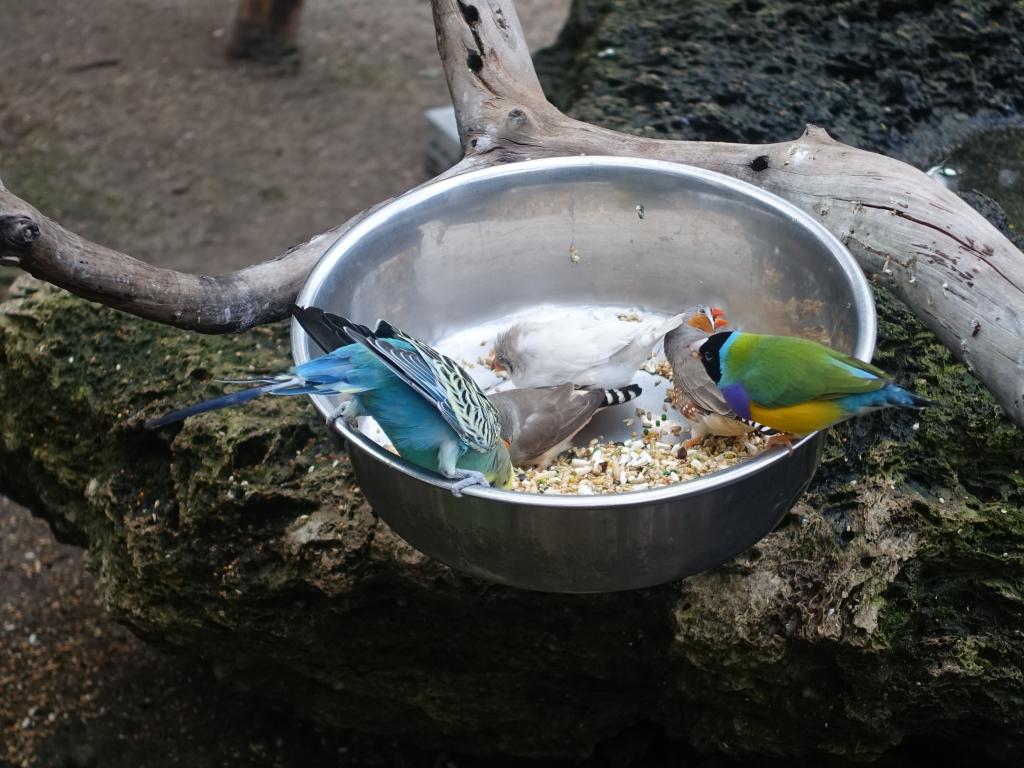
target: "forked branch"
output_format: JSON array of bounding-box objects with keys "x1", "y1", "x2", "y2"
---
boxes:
[{"x1": 1, "y1": 0, "x2": 1022, "y2": 424}]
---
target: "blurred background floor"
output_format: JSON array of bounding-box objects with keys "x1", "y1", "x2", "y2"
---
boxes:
[{"x1": 0, "y1": 2, "x2": 569, "y2": 765}]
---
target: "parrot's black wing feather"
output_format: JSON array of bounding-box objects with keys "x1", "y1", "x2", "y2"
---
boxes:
[{"x1": 291, "y1": 305, "x2": 353, "y2": 354}]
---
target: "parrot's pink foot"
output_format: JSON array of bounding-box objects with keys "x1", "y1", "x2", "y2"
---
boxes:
[
  {"x1": 448, "y1": 469, "x2": 490, "y2": 497},
  {"x1": 765, "y1": 432, "x2": 797, "y2": 454},
  {"x1": 683, "y1": 435, "x2": 704, "y2": 449}
]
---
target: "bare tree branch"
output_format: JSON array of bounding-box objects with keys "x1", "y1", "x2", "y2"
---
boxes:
[
  {"x1": 432, "y1": 0, "x2": 546, "y2": 152},
  {"x1": 0, "y1": 191, "x2": 337, "y2": 332},
  {"x1": 0, "y1": 0, "x2": 1022, "y2": 423}
]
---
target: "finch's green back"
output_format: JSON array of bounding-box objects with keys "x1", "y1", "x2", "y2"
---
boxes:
[{"x1": 723, "y1": 332, "x2": 889, "y2": 409}]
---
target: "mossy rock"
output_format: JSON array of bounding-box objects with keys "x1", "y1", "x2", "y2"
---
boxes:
[{"x1": 2, "y1": 276, "x2": 1022, "y2": 761}]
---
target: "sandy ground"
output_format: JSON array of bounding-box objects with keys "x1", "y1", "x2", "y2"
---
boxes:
[
  {"x1": 0, "y1": 1, "x2": 569, "y2": 765},
  {"x1": 1, "y1": 0, "x2": 567, "y2": 273}
]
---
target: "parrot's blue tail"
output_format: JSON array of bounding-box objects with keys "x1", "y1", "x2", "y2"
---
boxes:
[
  {"x1": 145, "y1": 380, "x2": 286, "y2": 428},
  {"x1": 145, "y1": 368, "x2": 367, "y2": 429},
  {"x1": 145, "y1": 344, "x2": 382, "y2": 429}
]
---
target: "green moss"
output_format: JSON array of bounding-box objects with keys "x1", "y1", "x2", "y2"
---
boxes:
[{"x1": 3, "y1": 269, "x2": 1024, "y2": 760}]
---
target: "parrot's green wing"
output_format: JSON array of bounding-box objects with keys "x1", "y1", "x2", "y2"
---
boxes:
[
  {"x1": 725, "y1": 333, "x2": 890, "y2": 409},
  {"x1": 347, "y1": 319, "x2": 501, "y2": 452}
]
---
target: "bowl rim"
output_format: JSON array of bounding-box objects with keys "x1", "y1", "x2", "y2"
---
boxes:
[{"x1": 293, "y1": 155, "x2": 876, "y2": 508}]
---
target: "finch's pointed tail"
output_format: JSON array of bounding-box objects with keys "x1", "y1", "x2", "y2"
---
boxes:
[
  {"x1": 843, "y1": 383, "x2": 933, "y2": 417},
  {"x1": 882, "y1": 384, "x2": 933, "y2": 410}
]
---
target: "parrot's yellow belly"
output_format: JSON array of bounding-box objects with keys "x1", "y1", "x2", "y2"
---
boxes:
[{"x1": 749, "y1": 400, "x2": 844, "y2": 435}]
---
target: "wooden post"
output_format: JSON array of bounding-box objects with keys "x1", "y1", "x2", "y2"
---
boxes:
[{"x1": 227, "y1": 0, "x2": 305, "y2": 64}]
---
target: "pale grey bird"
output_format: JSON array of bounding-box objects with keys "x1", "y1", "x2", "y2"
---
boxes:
[
  {"x1": 491, "y1": 310, "x2": 689, "y2": 389},
  {"x1": 663, "y1": 305, "x2": 770, "y2": 446},
  {"x1": 491, "y1": 383, "x2": 641, "y2": 468}
]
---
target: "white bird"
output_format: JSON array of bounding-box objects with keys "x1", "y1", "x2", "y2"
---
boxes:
[
  {"x1": 662, "y1": 305, "x2": 772, "y2": 446},
  {"x1": 491, "y1": 310, "x2": 689, "y2": 389}
]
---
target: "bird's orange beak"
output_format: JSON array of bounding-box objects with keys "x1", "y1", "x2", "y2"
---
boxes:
[
  {"x1": 687, "y1": 306, "x2": 728, "y2": 334},
  {"x1": 711, "y1": 306, "x2": 728, "y2": 330},
  {"x1": 490, "y1": 357, "x2": 507, "y2": 374}
]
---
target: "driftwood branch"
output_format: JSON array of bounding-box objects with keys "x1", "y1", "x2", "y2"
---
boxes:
[
  {"x1": 0, "y1": 0, "x2": 1022, "y2": 423},
  {"x1": 0, "y1": 193, "x2": 331, "y2": 332}
]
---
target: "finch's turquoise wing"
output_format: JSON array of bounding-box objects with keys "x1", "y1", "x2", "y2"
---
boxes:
[
  {"x1": 726, "y1": 333, "x2": 890, "y2": 409},
  {"x1": 342, "y1": 318, "x2": 501, "y2": 452}
]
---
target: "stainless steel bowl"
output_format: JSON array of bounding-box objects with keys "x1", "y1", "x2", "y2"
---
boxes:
[{"x1": 292, "y1": 156, "x2": 876, "y2": 593}]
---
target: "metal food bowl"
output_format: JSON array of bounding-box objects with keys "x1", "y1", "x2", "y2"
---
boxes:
[{"x1": 292, "y1": 156, "x2": 876, "y2": 593}]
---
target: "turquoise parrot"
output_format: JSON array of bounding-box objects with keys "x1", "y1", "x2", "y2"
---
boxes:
[
  {"x1": 294, "y1": 306, "x2": 642, "y2": 469},
  {"x1": 692, "y1": 330, "x2": 931, "y2": 439},
  {"x1": 146, "y1": 310, "x2": 513, "y2": 495}
]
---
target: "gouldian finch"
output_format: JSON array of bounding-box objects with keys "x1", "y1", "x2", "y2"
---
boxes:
[
  {"x1": 664, "y1": 305, "x2": 771, "y2": 447},
  {"x1": 293, "y1": 306, "x2": 641, "y2": 469},
  {"x1": 492, "y1": 309, "x2": 689, "y2": 389},
  {"x1": 691, "y1": 331, "x2": 931, "y2": 440},
  {"x1": 147, "y1": 311, "x2": 513, "y2": 495}
]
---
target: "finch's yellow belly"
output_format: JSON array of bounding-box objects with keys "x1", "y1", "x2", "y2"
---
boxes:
[{"x1": 749, "y1": 400, "x2": 844, "y2": 435}]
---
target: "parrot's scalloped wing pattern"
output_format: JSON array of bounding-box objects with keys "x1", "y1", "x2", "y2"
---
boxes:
[{"x1": 366, "y1": 321, "x2": 501, "y2": 452}]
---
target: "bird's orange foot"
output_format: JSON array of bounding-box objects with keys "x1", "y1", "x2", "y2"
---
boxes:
[{"x1": 765, "y1": 432, "x2": 798, "y2": 454}]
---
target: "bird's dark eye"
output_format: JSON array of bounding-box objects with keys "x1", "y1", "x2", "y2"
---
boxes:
[{"x1": 703, "y1": 350, "x2": 713, "y2": 361}]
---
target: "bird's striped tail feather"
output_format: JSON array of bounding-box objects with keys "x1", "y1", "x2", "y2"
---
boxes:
[
  {"x1": 600, "y1": 383, "x2": 643, "y2": 407},
  {"x1": 737, "y1": 416, "x2": 776, "y2": 436}
]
